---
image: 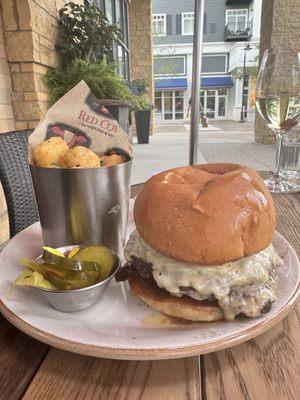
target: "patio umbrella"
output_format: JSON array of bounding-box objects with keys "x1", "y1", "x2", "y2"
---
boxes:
[{"x1": 189, "y1": 0, "x2": 205, "y2": 165}]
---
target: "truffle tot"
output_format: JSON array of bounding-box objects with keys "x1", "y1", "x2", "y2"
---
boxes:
[
  {"x1": 33, "y1": 137, "x2": 69, "y2": 168},
  {"x1": 100, "y1": 153, "x2": 126, "y2": 167},
  {"x1": 59, "y1": 146, "x2": 100, "y2": 168}
]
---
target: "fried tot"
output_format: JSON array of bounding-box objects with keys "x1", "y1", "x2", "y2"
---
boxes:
[
  {"x1": 33, "y1": 137, "x2": 69, "y2": 168},
  {"x1": 100, "y1": 153, "x2": 126, "y2": 167},
  {"x1": 59, "y1": 146, "x2": 100, "y2": 168}
]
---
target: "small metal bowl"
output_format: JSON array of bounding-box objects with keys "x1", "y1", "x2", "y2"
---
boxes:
[{"x1": 34, "y1": 245, "x2": 120, "y2": 312}]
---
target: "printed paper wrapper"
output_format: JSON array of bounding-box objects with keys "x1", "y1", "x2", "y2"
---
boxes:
[{"x1": 29, "y1": 80, "x2": 132, "y2": 163}]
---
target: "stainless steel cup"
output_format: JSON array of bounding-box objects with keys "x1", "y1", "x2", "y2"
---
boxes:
[
  {"x1": 30, "y1": 160, "x2": 132, "y2": 255},
  {"x1": 34, "y1": 245, "x2": 121, "y2": 313}
]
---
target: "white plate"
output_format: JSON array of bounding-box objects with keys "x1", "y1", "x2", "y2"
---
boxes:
[{"x1": 0, "y1": 221, "x2": 299, "y2": 360}]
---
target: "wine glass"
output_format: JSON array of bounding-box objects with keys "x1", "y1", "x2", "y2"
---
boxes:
[{"x1": 256, "y1": 49, "x2": 300, "y2": 193}]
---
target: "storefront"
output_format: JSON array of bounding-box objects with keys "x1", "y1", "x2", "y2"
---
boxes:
[
  {"x1": 199, "y1": 76, "x2": 233, "y2": 119},
  {"x1": 154, "y1": 78, "x2": 187, "y2": 122},
  {"x1": 154, "y1": 76, "x2": 233, "y2": 122}
]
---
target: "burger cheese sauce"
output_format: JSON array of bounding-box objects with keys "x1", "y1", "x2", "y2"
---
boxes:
[{"x1": 125, "y1": 230, "x2": 283, "y2": 320}]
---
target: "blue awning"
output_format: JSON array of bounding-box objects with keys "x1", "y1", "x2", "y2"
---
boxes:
[
  {"x1": 201, "y1": 76, "x2": 234, "y2": 88},
  {"x1": 155, "y1": 76, "x2": 233, "y2": 90},
  {"x1": 155, "y1": 78, "x2": 188, "y2": 90}
]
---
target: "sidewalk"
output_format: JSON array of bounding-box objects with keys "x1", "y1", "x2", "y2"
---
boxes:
[{"x1": 131, "y1": 120, "x2": 275, "y2": 184}]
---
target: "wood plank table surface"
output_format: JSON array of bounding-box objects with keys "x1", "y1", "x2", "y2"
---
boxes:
[{"x1": 0, "y1": 182, "x2": 299, "y2": 400}]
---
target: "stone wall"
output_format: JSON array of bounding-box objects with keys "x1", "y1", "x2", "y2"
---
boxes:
[
  {"x1": 0, "y1": 8, "x2": 15, "y2": 133},
  {"x1": 128, "y1": 0, "x2": 154, "y2": 134},
  {"x1": 1, "y1": 0, "x2": 79, "y2": 131},
  {"x1": 254, "y1": 0, "x2": 300, "y2": 143}
]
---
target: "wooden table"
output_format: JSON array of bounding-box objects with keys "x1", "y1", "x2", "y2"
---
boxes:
[{"x1": 0, "y1": 186, "x2": 299, "y2": 400}]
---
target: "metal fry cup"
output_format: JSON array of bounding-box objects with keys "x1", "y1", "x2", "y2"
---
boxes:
[{"x1": 30, "y1": 160, "x2": 132, "y2": 256}]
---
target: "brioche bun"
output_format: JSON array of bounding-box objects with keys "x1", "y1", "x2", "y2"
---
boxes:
[
  {"x1": 129, "y1": 273, "x2": 224, "y2": 322},
  {"x1": 134, "y1": 163, "x2": 275, "y2": 266}
]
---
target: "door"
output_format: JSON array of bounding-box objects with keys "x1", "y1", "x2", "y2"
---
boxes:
[
  {"x1": 174, "y1": 91, "x2": 184, "y2": 119},
  {"x1": 163, "y1": 91, "x2": 173, "y2": 120},
  {"x1": 217, "y1": 89, "x2": 227, "y2": 118},
  {"x1": 200, "y1": 89, "x2": 227, "y2": 119},
  {"x1": 206, "y1": 90, "x2": 216, "y2": 119}
]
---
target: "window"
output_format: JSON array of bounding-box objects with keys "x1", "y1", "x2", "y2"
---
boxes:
[
  {"x1": 182, "y1": 12, "x2": 194, "y2": 35},
  {"x1": 243, "y1": 75, "x2": 250, "y2": 117},
  {"x1": 103, "y1": 0, "x2": 113, "y2": 23},
  {"x1": 154, "y1": 90, "x2": 185, "y2": 121},
  {"x1": 154, "y1": 56, "x2": 186, "y2": 76},
  {"x1": 202, "y1": 55, "x2": 227, "y2": 74},
  {"x1": 226, "y1": 9, "x2": 248, "y2": 32},
  {"x1": 93, "y1": 0, "x2": 130, "y2": 81},
  {"x1": 152, "y1": 14, "x2": 166, "y2": 36}
]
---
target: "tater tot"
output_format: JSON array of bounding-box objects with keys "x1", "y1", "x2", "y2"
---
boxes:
[
  {"x1": 100, "y1": 153, "x2": 126, "y2": 167},
  {"x1": 59, "y1": 146, "x2": 100, "y2": 168},
  {"x1": 33, "y1": 137, "x2": 69, "y2": 167}
]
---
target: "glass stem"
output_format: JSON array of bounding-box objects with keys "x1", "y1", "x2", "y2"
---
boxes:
[{"x1": 274, "y1": 132, "x2": 284, "y2": 178}]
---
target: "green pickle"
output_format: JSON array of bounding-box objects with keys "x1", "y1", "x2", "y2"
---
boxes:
[
  {"x1": 12, "y1": 245, "x2": 114, "y2": 294},
  {"x1": 42, "y1": 247, "x2": 102, "y2": 273},
  {"x1": 72, "y1": 245, "x2": 115, "y2": 279},
  {"x1": 46, "y1": 270, "x2": 93, "y2": 290}
]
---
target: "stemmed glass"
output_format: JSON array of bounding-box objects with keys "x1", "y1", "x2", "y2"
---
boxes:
[{"x1": 256, "y1": 49, "x2": 300, "y2": 193}]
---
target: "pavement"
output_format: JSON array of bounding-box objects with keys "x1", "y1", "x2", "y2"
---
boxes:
[{"x1": 131, "y1": 120, "x2": 275, "y2": 184}]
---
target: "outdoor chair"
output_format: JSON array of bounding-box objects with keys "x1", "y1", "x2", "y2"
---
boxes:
[{"x1": 0, "y1": 130, "x2": 39, "y2": 238}]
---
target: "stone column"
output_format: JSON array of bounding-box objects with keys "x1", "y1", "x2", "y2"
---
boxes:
[
  {"x1": 254, "y1": 0, "x2": 300, "y2": 144},
  {"x1": 128, "y1": 0, "x2": 154, "y2": 134}
]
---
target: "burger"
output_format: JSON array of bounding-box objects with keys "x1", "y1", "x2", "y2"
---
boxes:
[{"x1": 117, "y1": 163, "x2": 283, "y2": 321}]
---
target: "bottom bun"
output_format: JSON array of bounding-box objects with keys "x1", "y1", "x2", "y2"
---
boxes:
[{"x1": 129, "y1": 273, "x2": 224, "y2": 322}]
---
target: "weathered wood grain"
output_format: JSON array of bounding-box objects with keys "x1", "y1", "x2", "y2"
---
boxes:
[
  {"x1": 0, "y1": 314, "x2": 49, "y2": 400},
  {"x1": 202, "y1": 193, "x2": 300, "y2": 400},
  {"x1": 22, "y1": 350, "x2": 200, "y2": 400}
]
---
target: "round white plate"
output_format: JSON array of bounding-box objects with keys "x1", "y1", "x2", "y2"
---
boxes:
[{"x1": 0, "y1": 223, "x2": 299, "y2": 360}]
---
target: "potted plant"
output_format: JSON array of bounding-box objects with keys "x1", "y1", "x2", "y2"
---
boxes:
[
  {"x1": 44, "y1": 2, "x2": 133, "y2": 133},
  {"x1": 44, "y1": 59, "x2": 134, "y2": 133},
  {"x1": 130, "y1": 80, "x2": 153, "y2": 144},
  {"x1": 133, "y1": 96, "x2": 153, "y2": 144}
]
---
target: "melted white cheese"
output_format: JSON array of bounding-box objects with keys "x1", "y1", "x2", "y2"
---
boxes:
[{"x1": 125, "y1": 230, "x2": 283, "y2": 320}]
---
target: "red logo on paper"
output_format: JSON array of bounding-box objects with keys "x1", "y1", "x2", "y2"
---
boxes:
[{"x1": 45, "y1": 123, "x2": 91, "y2": 148}]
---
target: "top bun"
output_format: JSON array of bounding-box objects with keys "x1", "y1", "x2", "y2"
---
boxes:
[{"x1": 134, "y1": 163, "x2": 275, "y2": 266}]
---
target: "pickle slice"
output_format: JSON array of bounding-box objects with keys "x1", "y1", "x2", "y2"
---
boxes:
[
  {"x1": 47, "y1": 270, "x2": 98, "y2": 290},
  {"x1": 42, "y1": 246, "x2": 64, "y2": 257},
  {"x1": 42, "y1": 248, "x2": 101, "y2": 273},
  {"x1": 8, "y1": 269, "x2": 56, "y2": 299},
  {"x1": 67, "y1": 247, "x2": 80, "y2": 259},
  {"x1": 72, "y1": 245, "x2": 115, "y2": 279},
  {"x1": 38, "y1": 263, "x2": 68, "y2": 279}
]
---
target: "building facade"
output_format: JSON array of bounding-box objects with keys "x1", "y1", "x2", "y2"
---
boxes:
[{"x1": 152, "y1": 0, "x2": 262, "y2": 123}]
